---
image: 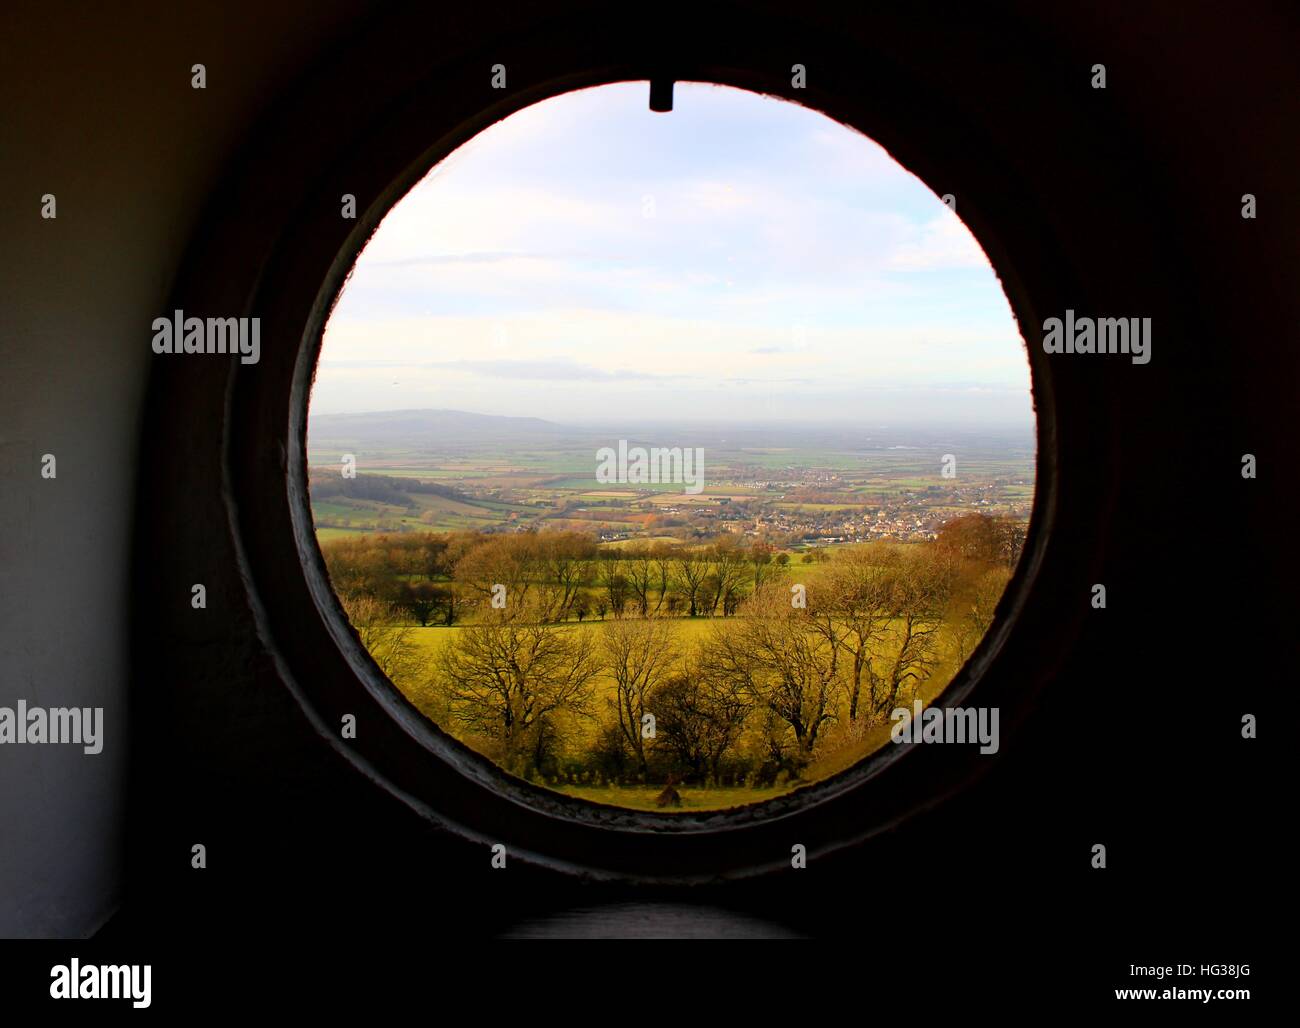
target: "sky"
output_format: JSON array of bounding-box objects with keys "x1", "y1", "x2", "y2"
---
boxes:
[{"x1": 312, "y1": 82, "x2": 1034, "y2": 427}]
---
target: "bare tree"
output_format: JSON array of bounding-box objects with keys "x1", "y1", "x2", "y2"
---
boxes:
[
  {"x1": 538, "y1": 531, "x2": 597, "y2": 619},
  {"x1": 707, "y1": 538, "x2": 749, "y2": 616},
  {"x1": 436, "y1": 603, "x2": 600, "y2": 755},
  {"x1": 650, "y1": 659, "x2": 752, "y2": 784},
  {"x1": 708, "y1": 584, "x2": 840, "y2": 760},
  {"x1": 623, "y1": 546, "x2": 655, "y2": 617},
  {"x1": 808, "y1": 544, "x2": 899, "y2": 721},
  {"x1": 601, "y1": 616, "x2": 675, "y2": 781},
  {"x1": 596, "y1": 556, "x2": 630, "y2": 618},
  {"x1": 453, "y1": 533, "x2": 542, "y2": 615},
  {"x1": 997, "y1": 519, "x2": 1028, "y2": 569},
  {"x1": 648, "y1": 542, "x2": 677, "y2": 615},
  {"x1": 341, "y1": 593, "x2": 419, "y2": 688},
  {"x1": 954, "y1": 565, "x2": 1011, "y2": 663},
  {"x1": 864, "y1": 551, "x2": 956, "y2": 717},
  {"x1": 674, "y1": 549, "x2": 709, "y2": 616}
]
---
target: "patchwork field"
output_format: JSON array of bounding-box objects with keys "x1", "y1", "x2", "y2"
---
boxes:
[
  {"x1": 306, "y1": 410, "x2": 1031, "y2": 811},
  {"x1": 306, "y1": 414, "x2": 1034, "y2": 547}
]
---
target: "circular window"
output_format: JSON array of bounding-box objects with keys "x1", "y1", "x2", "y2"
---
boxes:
[
  {"x1": 306, "y1": 83, "x2": 1035, "y2": 815},
  {"x1": 167, "y1": 19, "x2": 1089, "y2": 880}
]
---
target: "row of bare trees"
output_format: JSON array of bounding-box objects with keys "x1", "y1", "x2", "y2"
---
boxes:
[
  {"x1": 327, "y1": 515, "x2": 1020, "y2": 786},
  {"x1": 323, "y1": 528, "x2": 791, "y2": 626},
  {"x1": 427, "y1": 545, "x2": 986, "y2": 784}
]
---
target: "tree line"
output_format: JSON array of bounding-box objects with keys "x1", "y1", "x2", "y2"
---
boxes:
[
  {"x1": 321, "y1": 513, "x2": 1022, "y2": 791},
  {"x1": 323, "y1": 530, "x2": 804, "y2": 627}
]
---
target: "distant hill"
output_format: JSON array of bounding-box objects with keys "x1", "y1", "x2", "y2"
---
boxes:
[
  {"x1": 306, "y1": 408, "x2": 1038, "y2": 458},
  {"x1": 308, "y1": 408, "x2": 575, "y2": 450}
]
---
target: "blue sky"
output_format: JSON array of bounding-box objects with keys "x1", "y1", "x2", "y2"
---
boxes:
[{"x1": 313, "y1": 82, "x2": 1033, "y2": 426}]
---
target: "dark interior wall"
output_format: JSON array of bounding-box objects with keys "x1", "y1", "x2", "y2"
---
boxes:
[
  {"x1": 0, "y1": 0, "x2": 380, "y2": 939},
  {"x1": 0, "y1": 0, "x2": 1294, "y2": 956}
]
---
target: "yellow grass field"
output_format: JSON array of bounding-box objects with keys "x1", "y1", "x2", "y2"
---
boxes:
[{"x1": 390, "y1": 612, "x2": 964, "y2": 810}]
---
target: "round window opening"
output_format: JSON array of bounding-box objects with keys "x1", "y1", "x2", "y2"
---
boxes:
[{"x1": 306, "y1": 81, "x2": 1036, "y2": 814}]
